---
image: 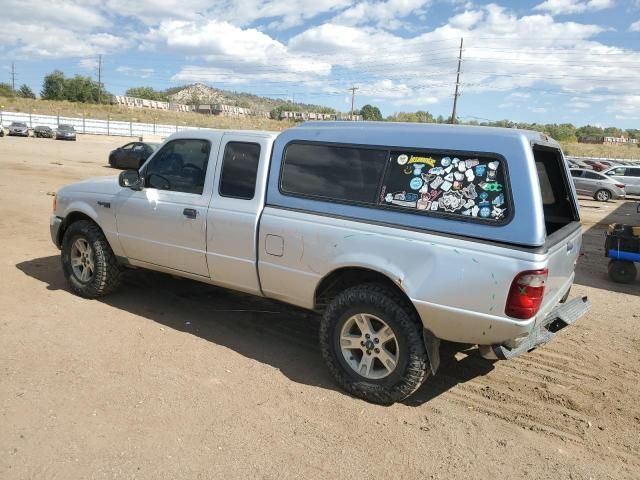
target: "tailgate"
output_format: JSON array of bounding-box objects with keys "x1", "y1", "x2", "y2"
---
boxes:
[{"x1": 541, "y1": 223, "x2": 582, "y2": 313}]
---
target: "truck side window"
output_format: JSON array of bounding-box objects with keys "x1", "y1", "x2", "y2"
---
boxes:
[
  {"x1": 281, "y1": 143, "x2": 387, "y2": 203},
  {"x1": 219, "y1": 142, "x2": 261, "y2": 200},
  {"x1": 143, "y1": 139, "x2": 211, "y2": 195}
]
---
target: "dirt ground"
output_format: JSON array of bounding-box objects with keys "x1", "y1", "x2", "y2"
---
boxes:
[{"x1": 0, "y1": 134, "x2": 639, "y2": 479}]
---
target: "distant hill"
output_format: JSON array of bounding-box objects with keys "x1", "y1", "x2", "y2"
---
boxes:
[{"x1": 164, "y1": 83, "x2": 336, "y2": 115}]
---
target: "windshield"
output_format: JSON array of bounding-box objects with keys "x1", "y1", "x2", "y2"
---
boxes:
[
  {"x1": 12, "y1": 122, "x2": 27, "y2": 127},
  {"x1": 58, "y1": 125, "x2": 74, "y2": 131}
]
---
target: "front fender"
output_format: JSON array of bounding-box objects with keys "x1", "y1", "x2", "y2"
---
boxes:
[{"x1": 57, "y1": 196, "x2": 124, "y2": 257}]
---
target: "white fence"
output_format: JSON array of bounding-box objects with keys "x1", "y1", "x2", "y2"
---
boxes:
[{"x1": 0, "y1": 110, "x2": 205, "y2": 138}]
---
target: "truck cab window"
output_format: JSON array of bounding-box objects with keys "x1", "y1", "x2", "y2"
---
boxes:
[
  {"x1": 219, "y1": 142, "x2": 261, "y2": 200},
  {"x1": 143, "y1": 139, "x2": 211, "y2": 195}
]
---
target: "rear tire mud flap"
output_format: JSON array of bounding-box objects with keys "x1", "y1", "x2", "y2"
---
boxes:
[{"x1": 422, "y1": 329, "x2": 441, "y2": 375}]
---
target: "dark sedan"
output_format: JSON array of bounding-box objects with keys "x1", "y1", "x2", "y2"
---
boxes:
[
  {"x1": 8, "y1": 121, "x2": 29, "y2": 137},
  {"x1": 33, "y1": 125, "x2": 54, "y2": 138},
  {"x1": 108, "y1": 141, "x2": 159, "y2": 169},
  {"x1": 56, "y1": 124, "x2": 77, "y2": 141}
]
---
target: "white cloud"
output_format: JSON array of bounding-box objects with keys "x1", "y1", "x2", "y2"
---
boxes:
[
  {"x1": 116, "y1": 66, "x2": 155, "y2": 78},
  {"x1": 0, "y1": 0, "x2": 638, "y2": 120},
  {"x1": 531, "y1": 107, "x2": 548, "y2": 113},
  {"x1": 332, "y1": 0, "x2": 432, "y2": 29},
  {"x1": 0, "y1": 23, "x2": 128, "y2": 58},
  {"x1": 630, "y1": 20, "x2": 640, "y2": 31},
  {"x1": 534, "y1": 0, "x2": 615, "y2": 16},
  {"x1": 607, "y1": 95, "x2": 640, "y2": 118},
  {"x1": 147, "y1": 20, "x2": 332, "y2": 85},
  {"x1": 107, "y1": 0, "x2": 353, "y2": 29},
  {"x1": 568, "y1": 100, "x2": 591, "y2": 109},
  {"x1": 78, "y1": 59, "x2": 98, "y2": 71},
  {"x1": 448, "y1": 9, "x2": 484, "y2": 29},
  {"x1": 0, "y1": 0, "x2": 124, "y2": 58}
]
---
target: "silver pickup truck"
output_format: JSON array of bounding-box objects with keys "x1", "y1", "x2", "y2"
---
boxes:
[{"x1": 50, "y1": 122, "x2": 591, "y2": 404}]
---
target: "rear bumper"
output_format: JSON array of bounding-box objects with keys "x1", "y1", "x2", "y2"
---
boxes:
[{"x1": 482, "y1": 296, "x2": 591, "y2": 360}]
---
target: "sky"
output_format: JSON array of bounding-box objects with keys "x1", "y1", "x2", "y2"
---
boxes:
[{"x1": 1, "y1": 0, "x2": 640, "y2": 128}]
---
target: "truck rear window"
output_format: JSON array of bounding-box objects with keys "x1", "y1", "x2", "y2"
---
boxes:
[
  {"x1": 380, "y1": 151, "x2": 509, "y2": 222},
  {"x1": 533, "y1": 147, "x2": 579, "y2": 235}
]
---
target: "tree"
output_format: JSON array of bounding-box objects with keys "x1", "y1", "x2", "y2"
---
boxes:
[
  {"x1": 270, "y1": 103, "x2": 301, "y2": 120},
  {"x1": 40, "y1": 70, "x2": 106, "y2": 103},
  {"x1": 41, "y1": 70, "x2": 66, "y2": 100},
  {"x1": 0, "y1": 82, "x2": 15, "y2": 97},
  {"x1": 125, "y1": 86, "x2": 168, "y2": 101},
  {"x1": 387, "y1": 110, "x2": 435, "y2": 123},
  {"x1": 359, "y1": 104, "x2": 383, "y2": 121},
  {"x1": 543, "y1": 123, "x2": 576, "y2": 142},
  {"x1": 18, "y1": 84, "x2": 36, "y2": 99}
]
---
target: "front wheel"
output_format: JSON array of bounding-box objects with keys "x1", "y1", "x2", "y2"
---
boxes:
[
  {"x1": 319, "y1": 284, "x2": 429, "y2": 405},
  {"x1": 594, "y1": 189, "x2": 611, "y2": 202},
  {"x1": 608, "y1": 260, "x2": 637, "y2": 284},
  {"x1": 61, "y1": 220, "x2": 123, "y2": 298}
]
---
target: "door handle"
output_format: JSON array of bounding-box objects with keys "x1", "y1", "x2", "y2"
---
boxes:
[{"x1": 183, "y1": 208, "x2": 197, "y2": 219}]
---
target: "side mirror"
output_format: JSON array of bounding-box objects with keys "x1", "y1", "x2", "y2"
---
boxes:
[{"x1": 119, "y1": 169, "x2": 143, "y2": 190}]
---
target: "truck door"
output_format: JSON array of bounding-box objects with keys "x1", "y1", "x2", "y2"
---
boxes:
[
  {"x1": 115, "y1": 136, "x2": 221, "y2": 277},
  {"x1": 206, "y1": 134, "x2": 272, "y2": 295}
]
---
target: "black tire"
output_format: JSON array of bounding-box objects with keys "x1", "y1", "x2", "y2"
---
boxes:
[
  {"x1": 61, "y1": 220, "x2": 123, "y2": 298},
  {"x1": 594, "y1": 189, "x2": 611, "y2": 202},
  {"x1": 608, "y1": 260, "x2": 637, "y2": 284},
  {"x1": 319, "y1": 284, "x2": 429, "y2": 405}
]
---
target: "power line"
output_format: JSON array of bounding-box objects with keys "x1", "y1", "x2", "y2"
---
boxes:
[
  {"x1": 451, "y1": 38, "x2": 463, "y2": 124},
  {"x1": 97, "y1": 55, "x2": 102, "y2": 104},
  {"x1": 10, "y1": 62, "x2": 16, "y2": 90},
  {"x1": 349, "y1": 86, "x2": 358, "y2": 120}
]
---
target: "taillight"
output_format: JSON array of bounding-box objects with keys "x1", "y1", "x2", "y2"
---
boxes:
[
  {"x1": 615, "y1": 184, "x2": 625, "y2": 189},
  {"x1": 505, "y1": 269, "x2": 548, "y2": 319}
]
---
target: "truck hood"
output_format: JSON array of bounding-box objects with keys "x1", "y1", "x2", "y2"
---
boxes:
[{"x1": 58, "y1": 176, "x2": 121, "y2": 196}]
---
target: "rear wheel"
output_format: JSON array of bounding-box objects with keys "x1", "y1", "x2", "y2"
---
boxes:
[
  {"x1": 319, "y1": 284, "x2": 429, "y2": 405},
  {"x1": 61, "y1": 220, "x2": 123, "y2": 298},
  {"x1": 608, "y1": 260, "x2": 637, "y2": 284},
  {"x1": 594, "y1": 189, "x2": 611, "y2": 202}
]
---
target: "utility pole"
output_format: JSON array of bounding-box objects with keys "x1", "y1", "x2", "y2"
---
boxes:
[
  {"x1": 450, "y1": 38, "x2": 463, "y2": 124},
  {"x1": 97, "y1": 55, "x2": 102, "y2": 104},
  {"x1": 10, "y1": 62, "x2": 16, "y2": 91},
  {"x1": 349, "y1": 86, "x2": 359, "y2": 121}
]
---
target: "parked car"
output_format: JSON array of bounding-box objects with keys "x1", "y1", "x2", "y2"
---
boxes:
[
  {"x1": 570, "y1": 168, "x2": 626, "y2": 201},
  {"x1": 33, "y1": 125, "x2": 54, "y2": 138},
  {"x1": 603, "y1": 165, "x2": 640, "y2": 195},
  {"x1": 49, "y1": 123, "x2": 591, "y2": 404},
  {"x1": 581, "y1": 159, "x2": 608, "y2": 172},
  {"x1": 8, "y1": 121, "x2": 29, "y2": 137},
  {"x1": 565, "y1": 157, "x2": 593, "y2": 169},
  {"x1": 0, "y1": 126, "x2": 4, "y2": 137},
  {"x1": 598, "y1": 160, "x2": 621, "y2": 168},
  {"x1": 56, "y1": 124, "x2": 76, "y2": 141},
  {"x1": 108, "y1": 141, "x2": 160, "y2": 169}
]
